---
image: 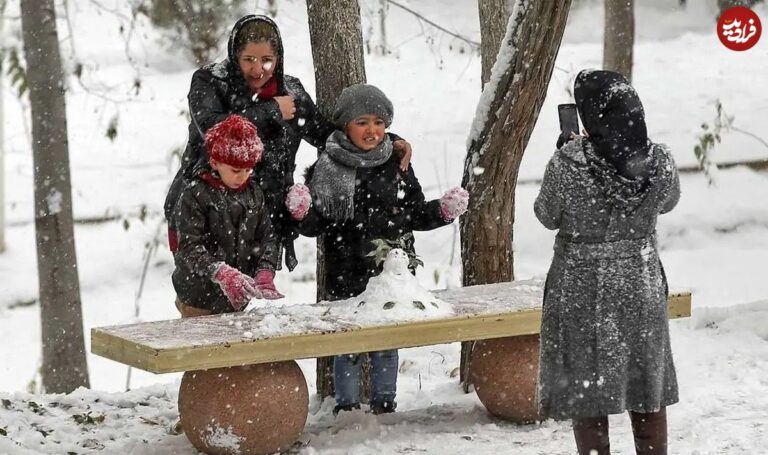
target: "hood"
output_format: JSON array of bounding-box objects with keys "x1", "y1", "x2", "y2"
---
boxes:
[
  {"x1": 226, "y1": 15, "x2": 286, "y2": 95},
  {"x1": 574, "y1": 69, "x2": 651, "y2": 181}
]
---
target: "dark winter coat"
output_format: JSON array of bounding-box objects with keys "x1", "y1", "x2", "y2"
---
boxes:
[
  {"x1": 164, "y1": 15, "x2": 334, "y2": 269},
  {"x1": 535, "y1": 71, "x2": 681, "y2": 420},
  {"x1": 298, "y1": 153, "x2": 449, "y2": 301},
  {"x1": 172, "y1": 166, "x2": 280, "y2": 313}
]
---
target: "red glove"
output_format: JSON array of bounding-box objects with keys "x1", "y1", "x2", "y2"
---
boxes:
[
  {"x1": 254, "y1": 269, "x2": 284, "y2": 300},
  {"x1": 212, "y1": 263, "x2": 258, "y2": 310},
  {"x1": 285, "y1": 184, "x2": 311, "y2": 221},
  {"x1": 439, "y1": 187, "x2": 469, "y2": 221}
]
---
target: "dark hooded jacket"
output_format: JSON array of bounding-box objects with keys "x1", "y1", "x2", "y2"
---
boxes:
[
  {"x1": 164, "y1": 15, "x2": 334, "y2": 269},
  {"x1": 172, "y1": 162, "x2": 280, "y2": 313},
  {"x1": 298, "y1": 152, "x2": 449, "y2": 301},
  {"x1": 535, "y1": 70, "x2": 680, "y2": 420}
]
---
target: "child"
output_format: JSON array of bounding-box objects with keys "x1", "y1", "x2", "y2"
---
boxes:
[
  {"x1": 172, "y1": 115, "x2": 284, "y2": 318},
  {"x1": 284, "y1": 84, "x2": 469, "y2": 414},
  {"x1": 535, "y1": 70, "x2": 680, "y2": 454}
]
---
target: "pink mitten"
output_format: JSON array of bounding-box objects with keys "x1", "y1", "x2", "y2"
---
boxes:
[
  {"x1": 285, "y1": 184, "x2": 311, "y2": 221},
  {"x1": 254, "y1": 269, "x2": 285, "y2": 300},
  {"x1": 439, "y1": 187, "x2": 469, "y2": 221},
  {"x1": 212, "y1": 263, "x2": 258, "y2": 310}
]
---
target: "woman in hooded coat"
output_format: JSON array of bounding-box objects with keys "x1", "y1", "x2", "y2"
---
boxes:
[
  {"x1": 535, "y1": 70, "x2": 680, "y2": 455},
  {"x1": 164, "y1": 15, "x2": 411, "y2": 271}
]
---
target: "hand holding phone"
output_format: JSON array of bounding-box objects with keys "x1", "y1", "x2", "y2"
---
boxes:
[{"x1": 557, "y1": 103, "x2": 579, "y2": 148}]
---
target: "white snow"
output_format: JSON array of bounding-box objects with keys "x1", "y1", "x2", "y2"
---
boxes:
[
  {"x1": 43, "y1": 188, "x2": 63, "y2": 216},
  {"x1": 466, "y1": 0, "x2": 526, "y2": 150},
  {"x1": 203, "y1": 424, "x2": 243, "y2": 452},
  {"x1": 1, "y1": 0, "x2": 768, "y2": 453}
]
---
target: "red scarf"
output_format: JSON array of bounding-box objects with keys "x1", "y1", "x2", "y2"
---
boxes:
[
  {"x1": 253, "y1": 77, "x2": 278, "y2": 100},
  {"x1": 199, "y1": 171, "x2": 250, "y2": 192}
]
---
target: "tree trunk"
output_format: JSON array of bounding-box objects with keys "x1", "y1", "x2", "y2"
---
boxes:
[
  {"x1": 718, "y1": 0, "x2": 754, "y2": 10},
  {"x1": 267, "y1": 0, "x2": 278, "y2": 17},
  {"x1": 0, "y1": 51, "x2": 5, "y2": 254},
  {"x1": 0, "y1": 4, "x2": 5, "y2": 254},
  {"x1": 478, "y1": 0, "x2": 511, "y2": 86},
  {"x1": 717, "y1": 0, "x2": 758, "y2": 19},
  {"x1": 603, "y1": 0, "x2": 634, "y2": 82},
  {"x1": 20, "y1": 0, "x2": 90, "y2": 393},
  {"x1": 459, "y1": 0, "x2": 572, "y2": 393},
  {"x1": 460, "y1": 0, "x2": 512, "y2": 388},
  {"x1": 306, "y1": 0, "x2": 367, "y2": 400},
  {"x1": 377, "y1": 0, "x2": 388, "y2": 55}
]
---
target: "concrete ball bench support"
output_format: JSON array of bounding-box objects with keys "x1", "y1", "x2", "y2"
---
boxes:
[{"x1": 91, "y1": 281, "x2": 691, "y2": 455}]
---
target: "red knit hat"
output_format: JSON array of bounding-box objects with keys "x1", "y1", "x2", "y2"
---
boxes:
[{"x1": 204, "y1": 115, "x2": 264, "y2": 169}]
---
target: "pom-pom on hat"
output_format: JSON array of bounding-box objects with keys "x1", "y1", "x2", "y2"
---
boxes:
[
  {"x1": 204, "y1": 115, "x2": 264, "y2": 169},
  {"x1": 332, "y1": 83, "x2": 394, "y2": 128}
]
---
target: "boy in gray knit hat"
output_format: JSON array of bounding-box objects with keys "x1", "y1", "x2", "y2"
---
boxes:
[
  {"x1": 331, "y1": 83, "x2": 394, "y2": 129},
  {"x1": 284, "y1": 83, "x2": 469, "y2": 415}
]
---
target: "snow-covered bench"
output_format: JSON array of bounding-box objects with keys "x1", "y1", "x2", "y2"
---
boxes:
[{"x1": 91, "y1": 281, "x2": 690, "y2": 455}]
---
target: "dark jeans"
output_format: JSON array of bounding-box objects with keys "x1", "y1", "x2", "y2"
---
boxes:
[{"x1": 334, "y1": 350, "x2": 398, "y2": 407}]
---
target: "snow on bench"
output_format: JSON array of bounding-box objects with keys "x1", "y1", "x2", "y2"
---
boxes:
[{"x1": 90, "y1": 280, "x2": 691, "y2": 374}]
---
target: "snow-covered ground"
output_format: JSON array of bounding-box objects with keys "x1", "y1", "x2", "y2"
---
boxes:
[{"x1": 1, "y1": 0, "x2": 767, "y2": 453}]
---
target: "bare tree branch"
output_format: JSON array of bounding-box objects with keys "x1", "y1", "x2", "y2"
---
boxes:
[{"x1": 385, "y1": 0, "x2": 479, "y2": 48}]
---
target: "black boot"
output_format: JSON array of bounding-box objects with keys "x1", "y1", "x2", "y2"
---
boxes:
[
  {"x1": 573, "y1": 415, "x2": 610, "y2": 455},
  {"x1": 370, "y1": 399, "x2": 396, "y2": 415},
  {"x1": 333, "y1": 403, "x2": 361, "y2": 416},
  {"x1": 630, "y1": 408, "x2": 667, "y2": 455}
]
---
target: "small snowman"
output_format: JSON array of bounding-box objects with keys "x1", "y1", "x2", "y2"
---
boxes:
[
  {"x1": 351, "y1": 248, "x2": 453, "y2": 318},
  {"x1": 382, "y1": 248, "x2": 410, "y2": 278}
]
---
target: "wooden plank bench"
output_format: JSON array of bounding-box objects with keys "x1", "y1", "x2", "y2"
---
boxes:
[
  {"x1": 91, "y1": 281, "x2": 691, "y2": 374},
  {"x1": 91, "y1": 280, "x2": 690, "y2": 455}
]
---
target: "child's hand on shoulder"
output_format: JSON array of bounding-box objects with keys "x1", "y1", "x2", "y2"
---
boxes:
[{"x1": 393, "y1": 139, "x2": 412, "y2": 172}]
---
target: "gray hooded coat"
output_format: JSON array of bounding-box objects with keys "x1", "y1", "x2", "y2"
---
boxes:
[{"x1": 535, "y1": 70, "x2": 681, "y2": 420}]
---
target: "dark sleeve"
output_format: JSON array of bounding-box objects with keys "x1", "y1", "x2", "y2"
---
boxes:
[
  {"x1": 188, "y1": 68, "x2": 281, "y2": 137},
  {"x1": 294, "y1": 201, "x2": 329, "y2": 238},
  {"x1": 286, "y1": 77, "x2": 335, "y2": 149},
  {"x1": 660, "y1": 150, "x2": 680, "y2": 215},
  {"x1": 174, "y1": 185, "x2": 219, "y2": 278},
  {"x1": 400, "y1": 166, "x2": 450, "y2": 232},
  {"x1": 253, "y1": 194, "x2": 281, "y2": 271},
  {"x1": 534, "y1": 154, "x2": 564, "y2": 230}
]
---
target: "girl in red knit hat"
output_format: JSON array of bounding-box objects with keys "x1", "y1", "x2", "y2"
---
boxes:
[{"x1": 171, "y1": 114, "x2": 283, "y2": 317}]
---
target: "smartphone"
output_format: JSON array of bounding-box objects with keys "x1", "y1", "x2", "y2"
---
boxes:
[{"x1": 558, "y1": 103, "x2": 579, "y2": 138}]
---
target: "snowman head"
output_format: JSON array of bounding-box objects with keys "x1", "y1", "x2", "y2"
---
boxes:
[{"x1": 383, "y1": 248, "x2": 410, "y2": 275}]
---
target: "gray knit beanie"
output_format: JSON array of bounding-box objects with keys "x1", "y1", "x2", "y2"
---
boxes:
[{"x1": 332, "y1": 84, "x2": 394, "y2": 128}]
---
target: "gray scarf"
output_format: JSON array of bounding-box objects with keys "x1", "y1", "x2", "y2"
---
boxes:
[{"x1": 309, "y1": 130, "x2": 392, "y2": 221}]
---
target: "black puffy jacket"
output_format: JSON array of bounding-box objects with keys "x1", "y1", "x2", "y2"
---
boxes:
[
  {"x1": 172, "y1": 166, "x2": 280, "y2": 313},
  {"x1": 298, "y1": 153, "x2": 449, "y2": 301}
]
